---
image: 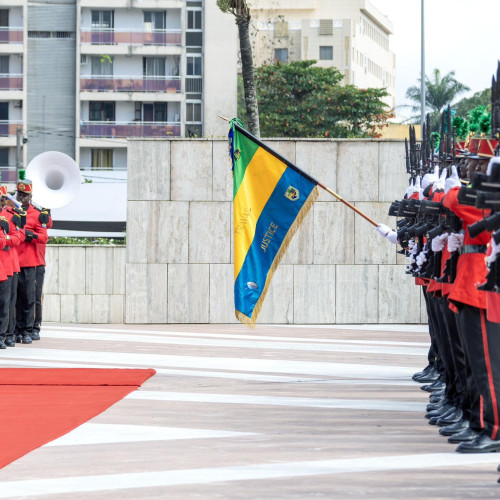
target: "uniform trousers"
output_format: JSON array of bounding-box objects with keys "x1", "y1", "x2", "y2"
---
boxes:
[
  {"x1": 456, "y1": 303, "x2": 500, "y2": 439},
  {"x1": 7, "y1": 272, "x2": 18, "y2": 337},
  {"x1": 33, "y1": 265, "x2": 45, "y2": 334},
  {"x1": 15, "y1": 266, "x2": 36, "y2": 337},
  {"x1": 422, "y1": 288, "x2": 443, "y2": 373},
  {"x1": 429, "y1": 293, "x2": 461, "y2": 405},
  {"x1": 0, "y1": 276, "x2": 11, "y2": 337}
]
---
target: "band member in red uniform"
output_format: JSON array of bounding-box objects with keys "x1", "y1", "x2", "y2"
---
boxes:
[
  {"x1": 33, "y1": 208, "x2": 52, "y2": 340},
  {"x1": 0, "y1": 185, "x2": 23, "y2": 347},
  {"x1": 14, "y1": 179, "x2": 47, "y2": 344}
]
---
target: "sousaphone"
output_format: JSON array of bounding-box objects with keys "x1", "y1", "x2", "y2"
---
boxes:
[{"x1": 25, "y1": 151, "x2": 81, "y2": 209}]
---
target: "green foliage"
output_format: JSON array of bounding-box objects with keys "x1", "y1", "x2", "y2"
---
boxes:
[
  {"x1": 405, "y1": 68, "x2": 470, "y2": 127},
  {"x1": 468, "y1": 105, "x2": 491, "y2": 135},
  {"x1": 48, "y1": 236, "x2": 125, "y2": 245},
  {"x1": 452, "y1": 116, "x2": 469, "y2": 139},
  {"x1": 216, "y1": 0, "x2": 232, "y2": 13},
  {"x1": 255, "y1": 60, "x2": 392, "y2": 138},
  {"x1": 453, "y1": 88, "x2": 491, "y2": 118}
]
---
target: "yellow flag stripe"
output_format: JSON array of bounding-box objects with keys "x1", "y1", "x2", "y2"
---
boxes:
[{"x1": 233, "y1": 147, "x2": 287, "y2": 280}]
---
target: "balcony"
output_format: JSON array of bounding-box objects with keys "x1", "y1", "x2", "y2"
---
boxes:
[
  {"x1": 80, "y1": 75, "x2": 181, "y2": 93},
  {"x1": 80, "y1": 121, "x2": 181, "y2": 138},
  {"x1": 0, "y1": 166, "x2": 16, "y2": 182},
  {"x1": 0, "y1": 121, "x2": 22, "y2": 136},
  {"x1": 0, "y1": 28, "x2": 23, "y2": 44},
  {"x1": 81, "y1": 29, "x2": 182, "y2": 46},
  {"x1": 0, "y1": 74, "x2": 22, "y2": 90}
]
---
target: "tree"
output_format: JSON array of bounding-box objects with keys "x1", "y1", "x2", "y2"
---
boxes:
[
  {"x1": 255, "y1": 60, "x2": 392, "y2": 138},
  {"x1": 217, "y1": 0, "x2": 260, "y2": 137},
  {"x1": 405, "y1": 69, "x2": 470, "y2": 127},
  {"x1": 453, "y1": 88, "x2": 491, "y2": 118}
]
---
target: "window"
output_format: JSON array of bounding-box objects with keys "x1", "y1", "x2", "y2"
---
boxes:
[
  {"x1": 187, "y1": 10, "x2": 202, "y2": 30},
  {"x1": 0, "y1": 148, "x2": 8, "y2": 166},
  {"x1": 91, "y1": 10, "x2": 114, "y2": 29},
  {"x1": 319, "y1": 46, "x2": 333, "y2": 60},
  {"x1": 91, "y1": 149, "x2": 113, "y2": 169},
  {"x1": 89, "y1": 102, "x2": 115, "y2": 121},
  {"x1": 0, "y1": 56, "x2": 8, "y2": 74},
  {"x1": 274, "y1": 48, "x2": 288, "y2": 63},
  {"x1": 143, "y1": 103, "x2": 167, "y2": 122},
  {"x1": 0, "y1": 10, "x2": 8, "y2": 28},
  {"x1": 144, "y1": 11, "x2": 166, "y2": 30},
  {"x1": 186, "y1": 102, "x2": 201, "y2": 123},
  {"x1": 91, "y1": 56, "x2": 113, "y2": 76},
  {"x1": 143, "y1": 57, "x2": 165, "y2": 76},
  {"x1": 186, "y1": 56, "x2": 201, "y2": 76}
]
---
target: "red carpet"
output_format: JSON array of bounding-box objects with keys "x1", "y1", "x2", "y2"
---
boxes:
[{"x1": 0, "y1": 368, "x2": 156, "y2": 469}]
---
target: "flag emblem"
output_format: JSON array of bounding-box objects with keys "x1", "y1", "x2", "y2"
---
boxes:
[{"x1": 284, "y1": 186, "x2": 299, "y2": 201}]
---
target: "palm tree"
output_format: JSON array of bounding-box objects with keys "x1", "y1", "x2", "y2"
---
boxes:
[
  {"x1": 405, "y1": 69, "x2": 470, "y2": 128},
  {"x1": 217, "y1": 0, "x2": 260, "y2": 137}
]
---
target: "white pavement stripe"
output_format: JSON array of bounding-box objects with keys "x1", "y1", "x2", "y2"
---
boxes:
[
  {"x1": 45, "y1": 325, "x2": 430, "y2": 347},
  {"x1": 276, "y1": 324, "x2": 429, "y2": 332},
  {"x1": 127, "y1": 391, "x2": 425, "y2": 412},
  {"x1": 0, "y1": 359, "x2": 418, "y2": 386},
  {"x1": 0, "y1": 348, "x2": 416, "y2": 379},
  {"x1": 40, "y1": 330, "x2": 428, "y2": 356},
  {"x1": 45, "y1": 423, "x2": 255, "y2": 447},
  {"x1": 0, "y1": 453, "x2": 497, "y2": 497}
]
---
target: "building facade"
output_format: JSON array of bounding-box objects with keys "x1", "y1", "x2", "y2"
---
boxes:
[
  {"x1": 249, "y1": 0, "x2": 396, "y2": 110},
  {"x1": 0, "y1": 0, "x2": 237, "y2": 181}
]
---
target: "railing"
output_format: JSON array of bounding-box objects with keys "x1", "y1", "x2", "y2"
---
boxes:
[
  {"x1": 80, "y1": 75, "x2": 181, "y2": 93},
  {"x1": 81, "y1": 165, "x2": 127, "y2": 171},
  {"x1": 185, "y1": 77, "x2": 202, "y2": 93},
  {"x1": 80, "y1": 121, "x2": 181, "y2": 138},
  {"x1": 81, "y1": 28, "x2": 182, "y2": 46},
  {"x1": 0, "y1": 166, "x2": 16, "y2": 182},
  {"x1": 0, "y1": 27, "x2": 23, "y2": 44},
  {"x1": 0, "y1": 121, "x2": 22, "y2": 137},
  {"x1": 0, "y1": 74, "x2": 23, "y2": 90}
]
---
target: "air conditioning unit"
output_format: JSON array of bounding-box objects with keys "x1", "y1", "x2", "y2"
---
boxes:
[
  {"x1": 13, "y1": 100, "x2": 22, "y2": 108},
  {"x1": 80, "y1": 54, "x2": 88, "y2": 64}
]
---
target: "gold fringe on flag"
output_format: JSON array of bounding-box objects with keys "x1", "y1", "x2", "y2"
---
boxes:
[{"x1": 235, "y1": 185, "x2": 320, "y2": 327}]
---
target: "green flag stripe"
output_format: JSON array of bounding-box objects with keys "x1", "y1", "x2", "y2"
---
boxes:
[{"x1": 233, "y1": 131, "x2": 260, "y2": 198}]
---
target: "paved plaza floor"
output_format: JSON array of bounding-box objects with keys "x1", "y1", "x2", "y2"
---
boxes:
[{"x1": 1, "y1": 323, "x2": 500, "y2": 499}]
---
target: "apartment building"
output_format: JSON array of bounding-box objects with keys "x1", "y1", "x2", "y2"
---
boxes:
[
  {"x1": 249, "y1": 0, "x2": 396, "y2": 110},
  {"x1": 0, "y1": 0, "x2": 237, "y2": 181}
]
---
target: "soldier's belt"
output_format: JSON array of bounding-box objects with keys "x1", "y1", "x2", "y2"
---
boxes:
[{"x1": 461, "y1": 245, "x2": 487, "y2": 254}]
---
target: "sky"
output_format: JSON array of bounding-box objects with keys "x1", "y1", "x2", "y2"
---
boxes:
[{"x1": 369, "y1": 0, "x2": 499, "y2": 121}]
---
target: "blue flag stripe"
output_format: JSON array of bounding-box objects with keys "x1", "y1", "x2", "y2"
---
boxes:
[{"x1": 235, "y1": 166, "x2": 316, "y2": 318}]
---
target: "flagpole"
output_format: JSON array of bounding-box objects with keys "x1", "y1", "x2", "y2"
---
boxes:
[{"x1": 219, "y1": 116, "x2": 379, "y2": 227}]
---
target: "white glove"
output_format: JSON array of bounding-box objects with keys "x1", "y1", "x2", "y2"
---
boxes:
[
  {"x1": 422, "y1": 166, "x2": 439, "y2": 191},
  {"x1": 431, "y1": 233, "x2": 448, "y2": 252},
  {"x1": 408, "y1": 239, "x2": 416, "y2": 252},
  {"x1": 445, "y1": 165, "x2": 461, "y2": 193},
  {"x1": 405, "y1": 179, "x2": 416, "y2": 199},
  {"x1": 405, "y1": 177, "x2": 422, "y2": 199},
  {"x1": 416, "y1": 251, "x2": 428, "y2": 267},
  {"x1": 447, "y1": 232, "x2": 464, "y2": 252},
  {"x1": 433, "y1": 169, "x2": 447, "y2": 191},
  {"x1": 487, "y1": 237, "x2": 500, "y2": 265},
  {"x1": 376, "y1": 224, "x2": 398, "y2": 244}
]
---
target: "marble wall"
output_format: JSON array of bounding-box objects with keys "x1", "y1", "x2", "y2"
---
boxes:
[
  {"x1": 44, "y1": 245, "x2": 125, "y2": 323},
  {"x1": 125, "y1": 138, "x2": 427, "y2": 325}
]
